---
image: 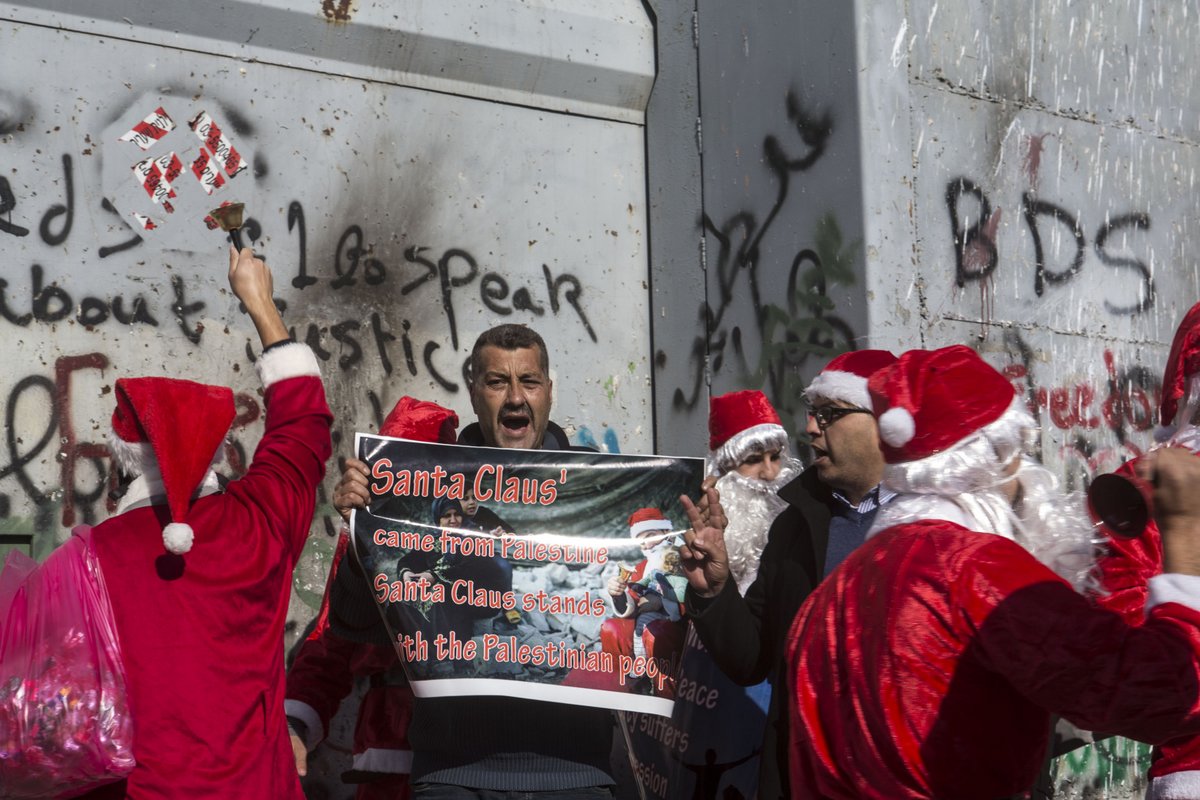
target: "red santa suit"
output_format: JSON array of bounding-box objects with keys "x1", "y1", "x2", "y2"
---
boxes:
[
  {"x1": 788, "y1": 518, "x2": 1200, "y2": 798},
  {"x1": 786, "y1": 345, "x2": 1200, "y2": 799},
  {"x1": 286, "y1": 530, "x2": 415, "y2": 800},
  {"x1": 286, "y1": 395, "x2": 458, "y2": 800},
  {"x1": 82, "y1": 341, "x2": 331, "y2": 799}
]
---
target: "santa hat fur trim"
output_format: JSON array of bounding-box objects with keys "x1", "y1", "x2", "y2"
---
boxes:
[
  {"x1": 628, "y1": 507, "x2": 672, "y2": 538},
  {"x1": 256, "y1": 341, "x2": 322, "y2": 389},
  {"x1": 805, "y1": 350, "x2": 899, "y2": 408},
  {"x1": 708, "y1": 390, "x2": 789, "y2": 475}
]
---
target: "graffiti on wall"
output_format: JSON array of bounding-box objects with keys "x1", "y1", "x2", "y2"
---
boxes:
[
  {"x1": 0, "y1": 111, "x2": 607, "y2": 557},
  {"x1": 666, "y1": 91, "x2": 859, "y2": 438},
  {"x1": 946, "y1": 134, "x2": 1156, "y2": 319}
]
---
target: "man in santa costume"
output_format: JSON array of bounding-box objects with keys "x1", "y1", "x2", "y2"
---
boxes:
[
  {"x1": 287, "y1": 396, "x2": 459, "y2": 800},
  {"x1": 681, "y1": 351, "x2": 896, "y2": 800},
  {"x1": 84, "y1": 247, "x2": 332, "y2": 799},
  {"x1": 770, "y1": 344, "x2": 1200, "y2": 798},
  {"x1": 1092, "y1": 299, "x2": 1200, "y2": 799}
]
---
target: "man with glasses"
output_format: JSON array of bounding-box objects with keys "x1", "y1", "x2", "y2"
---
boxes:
[{"x1": 680, "y1": 350, "x2": 897, "y2": 800}]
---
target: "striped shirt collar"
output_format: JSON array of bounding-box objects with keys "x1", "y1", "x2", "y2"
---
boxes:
[{"x1": 831, "y1": 484, "x2": 896, "y2": 514}]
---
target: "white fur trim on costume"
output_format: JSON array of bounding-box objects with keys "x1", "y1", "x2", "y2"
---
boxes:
[
  {"x1": 352, "y1": 747, "x2": 414, "y2": 775},
  {"x1": 709, "y1": 423, "x2": 789, "y2": 477},
  {"x1": 1147, "y1": 770, "x2": 1200, "y2": 800},
  {"x1": 630, "y1": 519, "x2": 672, "y2": 538},
  {"x1": 108, "y1": 430, "x2": 226, "y2": 479},
  {"x1": 805, "y1": 370, "x2": 870, "y2": 408},
  {"x1": 162, "y1": 522, "x2": 194, "y2": 554},
  {"x1": 106, "y1": 432, "x2": 156, "y2": 477},
  {"x1": 878, "y1": 407, "x2": 915, "y2": 448},
  {"x1": 284, "y1": 699, "x2": 325, "y2": 751},
  {"x1": 256, "y1": 342, "x2": 321, "y2": 389},
  {"x1": 1146, "y1": 574, "x2": 1200, "y2": 616}
]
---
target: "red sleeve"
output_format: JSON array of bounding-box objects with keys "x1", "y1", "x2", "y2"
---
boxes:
[
  {"x1": 226, "y1": 343, "x2": 333, "y2": 561},
  {"x1": 1092, "y1": 458, "x2": 1164, "y2": 626},
  {"x1": 287, "y1": 533, "x2": 357, "y2": 741},
  {"x1": 964, "y1": 537, "x2": 1200, "y2": 743}
]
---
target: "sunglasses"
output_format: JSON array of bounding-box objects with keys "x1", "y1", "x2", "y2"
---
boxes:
[{"x1": 810, "y1": 406, "x2": 873, "y2": 432}]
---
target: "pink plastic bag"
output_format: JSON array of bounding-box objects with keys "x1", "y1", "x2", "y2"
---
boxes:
[{"x1": 0, "y1": 527, "x2": 134, "y2": 798}]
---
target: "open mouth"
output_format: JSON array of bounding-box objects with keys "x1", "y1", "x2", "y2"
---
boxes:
[
  {"x1": 811, "y1": 446, "x2": 829, "y2": 463},
  {"x1": 499, "y1": 408, "x2": 531, "y2": 436}
]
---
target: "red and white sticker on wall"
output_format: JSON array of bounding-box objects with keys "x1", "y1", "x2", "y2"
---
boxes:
[{"x1": 106, "y1": 99, "x2": 255, "y2": 247}]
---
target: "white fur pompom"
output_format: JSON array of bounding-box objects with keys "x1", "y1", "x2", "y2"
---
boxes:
[
  {"x1": 879, "y1": 407, "x2": 915, "y2": 448},
  {"x1": 163, "y1": 522, "x2": 194, "y2": 555}
]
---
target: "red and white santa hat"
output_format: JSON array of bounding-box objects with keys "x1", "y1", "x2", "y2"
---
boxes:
[
  {"x1": 628, "y1": 507, "x2": 673, "y2": 539},
  {"x1": 868, "y1": 345, "x2": 1020, "y2": 464},
  {"x1": 108, "y1": 377, "x2": 236, "y2": 555},
  {"x1": 707, "y1": 390, "x2": 789, "y2": 475},
  {"x1": 381, "y1": 395, "x2": 459, "y2": 443},
  {"x1": 1159, "y1": 300, "x2": 1200, "y2": 436},
  {"x1": 805, "y1": 349, "x2": 899, "y2": 409}
]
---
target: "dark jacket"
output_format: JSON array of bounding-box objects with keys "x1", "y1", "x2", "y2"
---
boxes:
[
  {"x1": 328, "y1": 419, "x2": 615, "y2": 791},
  {"x1": 685, "y1": 466, "x2": 834, "y2": 800}
]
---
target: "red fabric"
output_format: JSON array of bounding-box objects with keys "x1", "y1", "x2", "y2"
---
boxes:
[
  {"x1": 708, "y1": 390, "x2": 782, "y2": 450},
  {"x1": 82, "y1": 372, "x2": 332, "y2": 799},
  {"x1": 1161, "y1": 301, "x2": 1200, "y2": 425},
  {"x1": 822, "y1": 350, "x2": 901, "y2": 382},
  {"x1": 1093, "y1": 458, "x2": 1200, "y2": 782},
  {"x1": 286, "y1": 532, "x2": 414, "y2": 778},
  {"x1": 112, "y1": 377, "x2": 236, "y2": 526},
  {"x1": 380, "y1": 396, "x2": 458, "y2": 443},
  {"x1": 787, "y1": 519, "x2": 1200, "y2": 799},
  {"x1": 867, "y1": 345, "x2": 1016, "y2": 462}
]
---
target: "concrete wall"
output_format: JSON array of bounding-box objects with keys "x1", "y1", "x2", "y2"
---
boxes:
[
  {"x1": 684, "y1": 1, "x2": 1197, "y2": 796},
  {"x1": 864, "y1": 1, "x2": 1192, "y2": 796},
  {"x1": 652, "y1": 0, "x2": 870, "y2": 456},
  {"x1": 0, "y1": 0, "x2": 654, "y2": 560},
  {"x1": 862, "y1": 0, "x2": 1199, "y2": 491}
]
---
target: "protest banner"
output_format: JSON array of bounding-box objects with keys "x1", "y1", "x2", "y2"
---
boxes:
[
  {"x1": 620, "y1": 624, "x2": 769, "y2": 800},
  {"x1": 351, "y1": 433, "x2": 704, "y2": 717}
]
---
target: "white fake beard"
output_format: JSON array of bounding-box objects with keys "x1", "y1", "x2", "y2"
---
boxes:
[
  {"x1": 715, "y1": 459, "x2": 801, "y2": 594},
  {"x1": 871, "y1": 456, "x2": 1098, "y2": 593},
  {"x1": 1010, "y1": 458, "x2": 1099, "y2": 593}
]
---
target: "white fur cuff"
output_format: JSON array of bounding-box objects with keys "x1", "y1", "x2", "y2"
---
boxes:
[
  {"x1": 284, "y1": 699, "x2": 324, "y2": 751},
  {"x1": 1148, "y1": 770, "x2": 1200, "y2": 799},
  {"x1": 805, "y1": 370, "x2": 871, "y2": 408},
  {"x1": 256, "y1": 343, "x2": 321, "y2": 389},
  {"x1": 1147, "y1": 574, "x2": 1200, "y2": 616}
]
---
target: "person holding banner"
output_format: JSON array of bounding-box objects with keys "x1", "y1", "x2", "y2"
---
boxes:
[
  {"x1": 680, "y1": 351, "x2": 897, "y2": 800},
  {"x1": 326, "y1": 324, "x2": 620, "y2": 799},
  {"x1": 287, "y1": 396, "x2": 461, "y2": 800},
  {"x1": 80, "y1": 247, "x2": 332, "y2": 799}
]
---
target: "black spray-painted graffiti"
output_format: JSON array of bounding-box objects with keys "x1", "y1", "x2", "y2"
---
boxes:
[
  {"x1": 667, "y1": 91, "x2": 857, "y2": 437},
  {"x1": 282, "y1": 201, "x2": 595, "y2": 393},
  {"x1": 946, "y1": 177, "x2": 1155, "y2": 315},
  {"x1": 1, "y1": 154, "x2": 597, "y2": 391},
  {"x1": 0, "y1": 150, "x2": 602, "y2": 540}
]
